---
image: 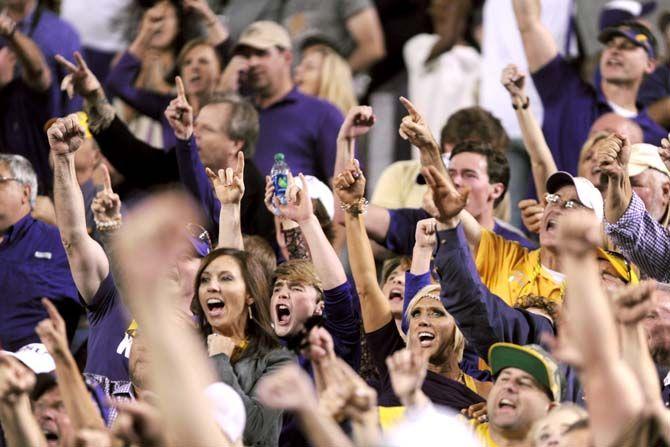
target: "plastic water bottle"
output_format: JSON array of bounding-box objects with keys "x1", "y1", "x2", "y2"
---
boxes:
[{"x1": 271, "y1": 153, "x2": 290, "y2": 205}]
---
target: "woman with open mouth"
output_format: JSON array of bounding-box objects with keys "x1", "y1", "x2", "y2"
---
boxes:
[{"x1": 191, "y1": 248, "x2": 294, "y2": 447}]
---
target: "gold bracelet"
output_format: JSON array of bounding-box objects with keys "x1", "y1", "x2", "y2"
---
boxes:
[{"x1": 340, "y1": 198, "x2": 368, "y2": 216}]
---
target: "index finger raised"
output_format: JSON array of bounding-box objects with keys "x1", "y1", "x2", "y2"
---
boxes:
[
  {"x1": 175, "y1": 76, "x2": 186, "y2": 99},
  {"x1": 235, "y1": 150, "x2": 245, "y2": 176},
  {"x1": 41, "y1": 298, "x2": 64, "y2": 325},
  {"x1": 399, "y1": 96, "x2": 420, "y2": 120},
  {"x1": 55, "y1": 54, "x2": 78, "y2": 73},
  {"x1": 101, "y1": 164, "x2": 112, "y2": 193}
]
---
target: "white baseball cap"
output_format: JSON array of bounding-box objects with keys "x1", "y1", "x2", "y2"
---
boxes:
[
  {"x1": 546, "y1": 171, "x2": 604, "y2": 221},
  {"x1": 383, "y1": 404, "x2": 482, "y2": 446},
  {"x1": 2, "y1": 343, "x2": 55, "y2": 374},
  {"x1": 627, "y1": 143, "x2": 670, "y2": 178},
  {"x1": 294, "y1": 175, "x2": 335, "y2": 220},
  {"x1": 205, "y1": 382, "x2": 246, "y2": 444}
]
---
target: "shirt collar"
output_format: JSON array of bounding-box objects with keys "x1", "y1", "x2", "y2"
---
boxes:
[
  {"x1": 2, "y1": 212, "x2": 33, "y2": 245},
  {"x1": 262, "y1": 86, "x2": 301, "y2": 110}
]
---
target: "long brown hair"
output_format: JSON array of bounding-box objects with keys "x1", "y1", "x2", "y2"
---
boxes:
[{"x1": 191, "y1": 248, "x2": 279, "y2": 361}]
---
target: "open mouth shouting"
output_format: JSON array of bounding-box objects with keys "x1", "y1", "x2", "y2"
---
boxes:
[
  {"x1": 496, "y1": 397, "x2": 517, "y2": 415},
  {"x1": 275, "y1": 303, "x2": 292, "y2": 327},
  {"x1": 42, "y1": 428, "x2": 59, "y2": 447},
  {"x1": 417, "y1": 331, "x2": 436, "y2": 347},
  {"x1": 206, "y1": 297, "x2": 225, "y2": 317},
  {"x1": 389, "y1": 288, "x2": 403, "y2": 302}
]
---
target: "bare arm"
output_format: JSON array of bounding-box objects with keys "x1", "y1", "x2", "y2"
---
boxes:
[
  {"x1": 596, "y1": 135, "x2": 634, "y2": 223},
  {"x1": 501, "y1": 64, "x2": 557, "y2": 197},
  {"x1": 36, "y1": 300, "x2": 106, "y2": 432},
  {"x1": 49, "y1": 116, "x2": 110, "y2": 304},
  {"x1": 512, "y1": 0, "x2": 558, "y2": 72},
  {"x1": 558, "y1": 211, "x2": 645, "y2": 447},
  {"x1": 0, "y1": 16, "x2": 51, "y2": 91},
  {"x1": 183, "y1": 0, "x2": 229, "y2": 46},
  {"x1": 346, "y1": 7, "x2": 386, "y2": 73}
]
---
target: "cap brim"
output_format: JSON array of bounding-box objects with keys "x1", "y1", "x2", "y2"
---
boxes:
[
  {"x1": 627, "y1": 162, "x2": 649, "y2": 177},
  {"x1": 489, "y1": 344, "x2": 554, "y2": 400},
  {"x1": 596, "y1": 248, "x2": 635, "y2": 283}
]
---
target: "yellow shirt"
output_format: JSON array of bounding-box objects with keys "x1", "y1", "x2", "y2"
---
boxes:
[
  {"x1": 471, "y1": 422, "x2": 501, "y2": 447},
  {"x1": 371, "y1": 160, "x2": 426, "y2": 209},
  {"x1": 475, "y1": 229, "x2": 564, "y2": 306}
]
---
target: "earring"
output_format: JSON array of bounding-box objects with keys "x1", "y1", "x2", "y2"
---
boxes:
[{"x1": 248, "y1": 304, "x2": 254, "y2": 321}]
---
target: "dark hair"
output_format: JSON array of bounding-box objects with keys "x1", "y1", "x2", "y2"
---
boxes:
[
  {"x1": 191, "y1": 248, "x2": 278, "y2": 361},
  {"x1": 272, "y1": 260, "x2": 324, "y2": 304},
  {"x1": 242, "y1": 235, "x2": 277, "y2": 278},
  {"x1": 660, "y1": 12, "x2": 670, "y2": 34},
  {"x1": 450, "y1": 141, "x2": 510, "y2": 207},
  {"x1": 201, "y1": 92, "x2": 260, "y2": 157},
  {"x1": 380, "y1": 256, "x2": 412, "y2": 286},
  {"x1": 312, "y1": 199, "x2": 334, "y2": 244},
  {"x1": 440, "y1": 107, "x2": 509, "y2": 152}
]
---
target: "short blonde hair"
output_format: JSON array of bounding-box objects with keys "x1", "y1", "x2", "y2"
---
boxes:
[
  {"x1": 405, "y1": 284, "x2": 465, "y2": 362},
  {"x1": 303, "y1": 44, "x2": 357, "y2": 115},
  {"x1": 577, "y1": 131, "x2": 609, "y2": 178}
]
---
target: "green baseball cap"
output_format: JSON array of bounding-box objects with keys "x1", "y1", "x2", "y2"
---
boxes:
[{"x1": 489, "y1": 343, "x2": 563, "y2": 402}]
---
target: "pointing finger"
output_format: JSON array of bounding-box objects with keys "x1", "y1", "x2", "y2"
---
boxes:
[
  {"x1": 101, "y1": 164, "x2": 112, "y2": 193},
  {"x1": 399, "y1": 96, "x2": 420, "y2": 120},
  {"x1": 175, "y1": 76, "x2": 186, "y2": 100},
  {"x1": 55, "y1": 54, "x2": 77, "y2": 73},
  {"x1": 73, "y1": 51, "x2": 89, "y2": 71}
]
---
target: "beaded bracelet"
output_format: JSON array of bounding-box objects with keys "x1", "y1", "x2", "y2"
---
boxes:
[
  {"x1": 512, "y1": 96, "x2": 530, "y2": 110},
  {"x1": 340, "y1": 198, "x2": 369, "y2": 216},
  {"x1": 94, "y1": 218, "x2": 122, "y2": 232}
]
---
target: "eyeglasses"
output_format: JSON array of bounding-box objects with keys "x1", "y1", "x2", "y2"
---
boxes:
[
  {"x1": 544, "y1": 193, "x2": 586, "y2": 210},
  {"x1": 186, "y1": 223, "x2": 213, "y2": 254}
]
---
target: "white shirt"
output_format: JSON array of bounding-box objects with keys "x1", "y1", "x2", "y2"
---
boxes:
[
  {"x1": 403, "y1": 35, "x2": 481, "y2": 158},
  {"x1": 607, "y1": 100, "x2": 637, "y2": 118},
  {"x1": 479, "y1": 0, "x2": 576, "y2": 139},
  {"x1": 61, "y1": 0, "x2": 132, "y2": 52}
]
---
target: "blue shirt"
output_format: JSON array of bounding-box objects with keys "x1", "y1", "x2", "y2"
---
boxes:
[
  {"x1": 384, "y1": 207, "x2": 536, "y2": 255},
  {"x1": 0, "y1": 214, "x2": 80, "y2": 351},
  {"x1": 532, "y1": 55, "x2": 666, "y2": 175},
  {"x1": 253, "y1": 87, "x2": 343, "y2": 183},
  {"x1": 84, "y1": 273, "x2": 131, "y2": 381},
  {"x1": 0, "y1": 5, "x2": 82, "y2": 192}
]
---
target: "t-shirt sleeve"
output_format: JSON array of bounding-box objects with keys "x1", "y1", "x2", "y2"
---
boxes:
[
  {"x1": 85, "y1": 273, "x2": 120, "y2": 325},
  {"x1": 385, "y1": 208, "x2": 431, "y2": 255},
  {"x1": 323, "y1": 281, "x2": 361, "y2": 369},
  {"x1": 531, "y1": 54, "x2": 589, "y2": 108},
  {"x1": 371, "y1": 163, "x2": 407, "y2": 208}
]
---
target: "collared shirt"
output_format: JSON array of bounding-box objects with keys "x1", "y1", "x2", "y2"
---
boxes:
[
  {"x1": 532, "y1": 54, "x2": 666, "y2": 175},
  {"x1": 605, "y1": 192, "x2": 670, "y2": 283},
  {"x1": 253, "y1": 86, "x2": 343, "y2": 184},
  {"x1": 0, "y1": 5, "x2": 82, "y2": 192},
  {"x1": 84, "y1": 373, "x2": 135, "y2": 426},
  {"x1": 0, "y1": 214, "x2": 79, "y2": 351}
]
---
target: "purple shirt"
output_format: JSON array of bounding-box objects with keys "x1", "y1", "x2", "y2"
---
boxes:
[
  {"x1": 253, "y1": 87, "x2": 343, "y2": 183},
  {"x1": 0, "y1": 214, "x2": 80, "y2": 351},
  {"x1": 532, "y1": 55, "x2": 666, "y2": 175},
  {"x1": 84, "y1": 273, "x2": 131, "y2": 381},
  {"x1": 605, "y1": 192, "x2": 670, "y2": 282},
  {"x1": 0, "y1": 5, "x2": 82, "y2": 192}
]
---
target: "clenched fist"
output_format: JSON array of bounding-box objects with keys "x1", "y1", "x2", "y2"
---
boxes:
[{"x1": 47, "y1": 114, "x2": 85, "y2": 156}]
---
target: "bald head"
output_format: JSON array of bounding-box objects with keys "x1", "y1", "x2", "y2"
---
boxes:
[{"x1": 589, "y1": 113, "x2": 643, "y2": 144}]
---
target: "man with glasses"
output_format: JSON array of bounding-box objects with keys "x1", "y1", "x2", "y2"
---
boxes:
[{"x1": 0, "y1": 153, "x2": 79, "y2": 352}]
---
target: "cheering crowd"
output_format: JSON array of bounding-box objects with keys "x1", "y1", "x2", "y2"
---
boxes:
[{"x1": 1, "y1": 0, "x2": 670, "y2": 446}]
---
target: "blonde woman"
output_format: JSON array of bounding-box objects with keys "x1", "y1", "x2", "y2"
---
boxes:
[{"x1": 295, "y1": 43, "x2": 358, "y2": 115}]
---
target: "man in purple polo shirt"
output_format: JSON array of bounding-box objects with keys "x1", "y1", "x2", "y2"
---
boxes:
[
  {"x1": 232, "y1": 21, "x2": 344, "y2": 184},
  {"x1": 0, "y1": 154, "x2": 80, "y2": 352},
  {"x1": 513, "y1": 0, "x2": 666, "y2": 176},
  {"x1": 0, "y1": 0, "x2": 82, "y2": 193}
]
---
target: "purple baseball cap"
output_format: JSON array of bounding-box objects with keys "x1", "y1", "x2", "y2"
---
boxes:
[
  {"x1": 599, "y1": 1, "x2": 656, "y2": 30},
  {"x1": 598, "y1": 21, "x2": 657, "y2": 58}
]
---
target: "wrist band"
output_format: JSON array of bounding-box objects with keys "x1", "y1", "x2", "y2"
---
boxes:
[
  {"x1": 512, "y1": 97, "x2": 530, "y2": 110},
  {"x1": 340, "y1": 198, "x2": 368, "y2": 216}
]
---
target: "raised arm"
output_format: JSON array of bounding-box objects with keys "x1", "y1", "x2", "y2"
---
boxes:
[
  {"x1": 501, "y1": 64, "x2": 556, "y2": 198},
  {"x1": 336, "y1": 162, "x2": 391, "y2": 332},
  {"x1": 398, "y1": 97, "x2": 445, "y2": 176},
  {"x1": 0, "y1": 15, "x2": 51, "y2": 91},
  {"x1": 48, "y1": 114, "x2": 109, "y2": 303},
  {"x1": 183, "y1": 0, "x2": 229, "y2": 46},
  {"x1": 206, "y1": 152, "x2": 246, "y2": 250},
  {"x1": 346, "y1": 6, "x2": 386, "y2": 73},
  {"x1": 0, "y1": 355, "x2": 46, "y2": 447},
  {"x1": 36, "y1": 299, "x2": 106, "y2": 432},
  {"x1": 556, "y1": 211, "x2": 645, "y2": 447},
  {"x1": 114, "y1": 191, "x2": 233, "y2": 447},
  {"x1": 512, "y1": 0, "x2": 558, "y2": 72}
]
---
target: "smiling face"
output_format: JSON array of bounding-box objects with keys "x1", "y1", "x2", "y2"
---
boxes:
[
  {"x1": 33, "y1": 387, "x2": 74, "y2": 447},
  {"x1": 381, "y1": 265, "x2": 406, "y2": 319},
  {"x1": 197, "y1": 255, "x2": 251, "y2": 338},
  {"x1": 600, "y1": 36, "x2": 655, "y2": 85},
  {"x1": 488, "y1": 368, "x2": 551, "y2": 436},
  {"x1": 270, "y1": 279, "x2": 321, "y2": 337},
  {"x1": 539, "y1": 185, "x2": 582, "y2": 249},
  {"x1": 448, "y1": 152, "x2": 503, "y2": 221},
  {"x1": 295, "y1": 48, "x2": 323, "y2": 96},
  {"x1": 407, "y1": 297, "x2": 458, "y2": 364},
  {"x1": 180, "y1": 44, "x2": 221, "y2": 97}
]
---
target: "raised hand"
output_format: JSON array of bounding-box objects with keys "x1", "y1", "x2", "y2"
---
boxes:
[
  {"x1": 613, "y1": 280, "x2": 657, "y2": 325},
  {"x1": 595, "y1": 133, "x2": 630, "y2": 180},
  {"x1": 542, "y1": 318, "x2": 585, "y2": 370},
  {"x1": 415, "y1": 218, "x2": 438, "y2": 250},
  {"x1": 556, "y1": 209, "x2": 603, "y2": 259},
  {"x1": 35, "y1": 299, "x2": 70, "y2": 357},
  {"x1": 336, "y1": 358, "x2": 377, "y2": 423},
  {"x1": 55, "y1": 52, "x2": 102, "y2": 99},
  {"x1": 207, "y1": 333, "x2": 236, "y2": 357},
  {"x1": 47, "y1": 114, "x2": 86, "y2": 156},
  {"x1": 501, "y1": 64, "x2": 527, "y2": 105},
  {"x1": 111, "y1": 398, "x2": 166, "y2": 447},
  {"x1": 183, "y1": 0, "x2": 217, "y2": 22},
  {"x1": 398, "y1": 96, "x2": 439, "y2": 152},
  {"x1": 165, "y1": 76, "x2": 193, "y2": 140},
  {"x1": 256, "y1": 363, "x2": 318, "y2": 413},
  {"x1": 91, "y1": 164, "x2": 122, "y2": 226},
  {"x1": 275, "y1": 173, "x2": 314, "y2": 224},
  {"x1": 422, "y1": 165, "x2": 469, "y2": 224},
  {"x1": 386, "y1": 341, "x2": 428, "y2": 407},
  {"x1": 305, "y1": 327, "x2": 336, "y2": 365},
  {"x1": 333, "y1": 159, "x2": 366, "y2": 206},
  {"x1": 0, "y1": 354, "x2": 35, "y2": 406},
  {"x1": 338, "y1": 106, "x2": 375, "y2": 142},
  {"x1": 461, "y1": 402, "x2": 488, "y2": 424},
  {"x1": 518, "y1": 199, "x2": 544, "y2": 234},
  {"x1": 0, "y1": 14, "x2": 17, "y2": 38},
  {"x1": 206, "y1": 151, "x2": 245, "y2": 206}
]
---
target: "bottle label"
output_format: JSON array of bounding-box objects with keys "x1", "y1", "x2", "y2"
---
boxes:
[{"x1": 273, "y1": 173, "x2": 289, "y2": 199}]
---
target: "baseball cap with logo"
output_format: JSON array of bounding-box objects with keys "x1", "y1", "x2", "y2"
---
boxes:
[
  {"x1": 234, "y1": 21, "x2": 292, "y2": 53},
  {"x1": 627, "y1": 143, "x2": 670, "y2": 178},
  {"x1": 2, "y1": 343, "x2": 56, "y2": 374},
  {"x1": 489, "y1": 343, "x2": 564, "y2": 402},
  {"x1": 598, "y1": 21, "x2": 657, "y2": 59},
  {"x1": 546, "y1": 171, "x2": 604, "y2": 221}
]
